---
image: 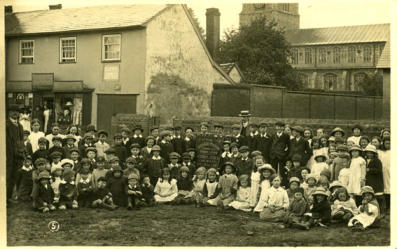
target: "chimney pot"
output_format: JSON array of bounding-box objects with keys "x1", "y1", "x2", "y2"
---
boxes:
[
  {"x1": 49, "y1": 4, "x2": 62, "y2": 10},
  {"x1": 206, "y1": 8, "x2": 221, "y2": 59},
  {"x1": 5, "y1": 6, "x2": 13, "y2": 14}
]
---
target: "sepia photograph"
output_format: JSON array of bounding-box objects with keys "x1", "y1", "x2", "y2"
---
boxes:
[{"x1": 2, "y1": 0, "x2": 392, "y2": 247}]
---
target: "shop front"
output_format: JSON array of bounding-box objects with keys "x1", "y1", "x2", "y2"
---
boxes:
[{"x1": 6, "y1": 73, "x2": 93, "y2": 133}]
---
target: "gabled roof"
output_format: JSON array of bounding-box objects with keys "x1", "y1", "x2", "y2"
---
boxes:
[
  {"x1": 220, "y1": 62, "x2": 244, "y2": 80},
  {"x1": 5, "y1": 4, "x2": 170, "y2": 36},
  {"x1": 285, "y1": 23, "x2": 390, "y2": 46}
]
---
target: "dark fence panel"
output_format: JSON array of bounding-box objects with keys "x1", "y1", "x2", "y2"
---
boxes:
[
  {"x1": 310, "y1": 94, "x2": 334, "y2": 119},
  {"x1": 356, "y1": 97, "x2": 375, "y2": 120},
  {"x1": 283, "y1": 92, "x2": 310, "y2": 118},
  {"x1": 250, "y1": 86, "x2": 283, "y2": 117},
  {"x1": 375, "y1": 98, "x2": 383, "y2": 120},
  {"x1": 335, "y1": 95, "x2": 356, "y2": 120},
  {"x1": 211, "y1": 85, "x2": 250, "y2": 117}
]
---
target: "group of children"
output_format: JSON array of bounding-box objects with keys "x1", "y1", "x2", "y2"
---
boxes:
[{"x1": 13, "y1": 118, "x2": 390, "y2": 231}]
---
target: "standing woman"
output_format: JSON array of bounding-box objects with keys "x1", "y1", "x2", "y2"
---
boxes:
[
  {"x1": 303, "y1": 127, "x2": 313, "y2": 148},
  {"x1": 28, "y1": 119, "x2": 46, "y2": 154}
]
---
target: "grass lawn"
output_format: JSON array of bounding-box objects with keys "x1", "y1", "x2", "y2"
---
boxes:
[{"x1": 7, "y1": 202, "x2": 390, "y2": 246}]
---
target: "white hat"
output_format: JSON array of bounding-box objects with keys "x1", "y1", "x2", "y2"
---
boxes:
[
  {"x1": 65, "y1": 101, "x2": 73, "y2": 106},
  {"x1": 61, "y1": 158, "x2": 74, "y2": 167},
  {"x1": 364, "y1": 144, "x2": 378, "y2": 154}
]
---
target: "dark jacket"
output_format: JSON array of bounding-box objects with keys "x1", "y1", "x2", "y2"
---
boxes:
[
  {"x1": 365, "y1": 157, "x2": 384, "y2": 193},
  {"x1": 234, "y1": 157, "x2": 253, "y2": 176},
  {"x1": 246, "y1": 134, "x2": 258, "y2": 152},
  {"x1": 310, "y1": 199, "x2": 331, "y2": 223},
  {"x1": 93, "y1": 187, "x2": 111, "y2": 200},
  {"x1": 288, "y1": 137, "x2": 312, "y2": 165},
  {"x1": 231, "y1": 135, "x2": 246, "y2": 148},
  {"x1": 177, "y1": 176, "x2": 193, "y2": 191},
  {"x1": 270, "y1": 133, "x2": 290, "y2": 161},
  {"x1": 112, "y1": 144, "x2": 128, "y2": 166},
  {"x1": 59, "y1": 182, "x2": 78, "y2": 203},
  {"x1": 6, "y1": 119, "x2": 25, "y2": 166},
  {"x1": 107, "y1": 174, "x2": 128, "y2": 207},
  {"x1": 159, "y1": 141, "x2": 174, "y2": 164},
  {"x1": 145, "y1": 157, "x2": 165, "y2": 178},
  {"x1": 37, "y1": 183, "x2": 55, "y2": 208},
  {"x1": 256, "y1": 133, "x2": 272, "y2": 163},
  {"x1": 130, "y1": 136, "x2": 145, "y2": 149},
  {"x1": 172, "y1": 137, "x2": 186, "y2": 155},
  {"x1": 32, "y1": 149, "x2": 49, "y2": 163}
]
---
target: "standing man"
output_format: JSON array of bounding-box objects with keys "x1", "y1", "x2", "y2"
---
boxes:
[
  {"x1": 269, "y1": 121, "x2": 290, "y2": 176},
  {"x1": 6, "y1": 104, "x2": 25, "y2": 205},
  {"x1": 256, "y1": 122, "x2": 272, "y2": 163}
]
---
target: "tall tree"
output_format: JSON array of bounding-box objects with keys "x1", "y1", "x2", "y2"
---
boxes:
[
  {"x1": 216, "y1": 17, "x2": 303, "y2": 90},
  {"x1": 358, "y1": 72, "x2": 383, "y2": 96}
]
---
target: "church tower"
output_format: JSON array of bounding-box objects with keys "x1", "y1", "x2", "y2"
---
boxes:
[{"x1": 239, "y1": 3, "x2": 299, "y2": 30}]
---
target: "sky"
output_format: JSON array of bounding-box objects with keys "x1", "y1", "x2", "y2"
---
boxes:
[{"x1": 4, "y1": 0, "x2": 392, "y2": 38}]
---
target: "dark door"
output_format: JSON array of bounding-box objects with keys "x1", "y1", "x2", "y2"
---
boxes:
[{"x1": 97, "y1": 94, "x2": 137, "y2": 133}]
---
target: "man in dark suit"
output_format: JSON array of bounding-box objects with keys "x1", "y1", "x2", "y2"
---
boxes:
[
  {"x1": 246, "y1": 123, "x2": 259, "y2": 152},
  {"x1": 6, "y1": 104, "x2": 25, "y2": 204},
  {"x1": 288, "y1": 126, "x2": 312, "y2": 167},
  {"x1": 269, "y1": 121, "x2": 290, "y2": 174},
  {"x1": 231, "y1": 124, "x2": 246, "y2": 148},
  {"x1": 256, "y1": 122, "x2": 272, "y2": 163}
]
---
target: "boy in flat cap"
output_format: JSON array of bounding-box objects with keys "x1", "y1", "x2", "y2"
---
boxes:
[
  {"x1": 95, "y1": 130, "x2": 110, "y2": 158},
  {"x1": 48, "y1": 136, "x2": 65, "y2": 159},
  {"x1": 112, "y1": 133, "x2": 128, "y2": 168},
  {"x1": 269, "y1": 121, "x2": 290, "y2": 173},
  {"x1": 144, "y1": 145, "x2": 165, "y2": 186},
  {"x1": 288, "y1": 126, "x2": 312, "y2": 167},
  {"x1": 234, "y1": 146, "x2": 253, "y2": 176},
  {"x1": 159, "y1": 131, "x2": 174, "y2": 164},
  {"x1": 246, "y1": 123, "x2": 259, "y2": 153},
  {"x1": 256, "y1": 122, "x2": 272, "y2": 163},
  {"x1": 120, "y1": 127, "x2": 132, "y2": 150},
  {"x1": 131, "y1": 125, "x2": 145, "y2": 148},
  {"x1": 168, "y1": 152, "x2": 181, "y2": 179},
  {"x1": 126, "y1": 173, "x2": 143, "y2": 210}
]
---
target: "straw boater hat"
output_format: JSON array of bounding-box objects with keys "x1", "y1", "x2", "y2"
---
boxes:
[
  {"x1": 312, "y1": 186, "x2": 329, "y2": 197},
  {"x1": 238, "y1": 110, "x2": 251, "y2": 117},
  {"x1": 349, "y1": 145, "x2": 362, "y2": 153},
  {"x1": 364, "y1": 144, "x2": 378, "y2": 154},
  {"x1": 289, "y1": 177, "x2": 300, "y2": 185},
  {"x1": 329, "y1": 181, "x2": 344, "y2": 191},
  {"x1": 258, "y1": 164, "x2": 276, "y2": 174},
  {"x1": 331, "y1": 127, "x2": 345, "y2": 136},
  {"x1": 61, "y1": 158, "x2": 74, "y2": 168}
]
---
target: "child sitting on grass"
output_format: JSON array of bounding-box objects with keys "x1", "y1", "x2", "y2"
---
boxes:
[
  {"x1": 258, "y1": 174, "x2": 289, "y2": 222},
  {"x1": 203, "y1": 168, "x2": 219, "y2": 206},
  {"x1": 154, "y1": 168, "x2": 178, "y2": 204},
  {"x1": 77, "y1": 168, "x2": 94, "y2": 208},
  {"x1": 16, "y1": 156, "x2": 34, "y2": 202},
  {"x1": 283, "y1": 187, "x2": 308, "y2": 228},
  {"x1": 126, "y1": 173, "x2": 142, "y2": 210},
  {"x1": 36, "y1": 170, "x2": 56, "y2": 212},
  {"x1": 59, "y1": 170, "x2": 78, "y2": 210},
  {"x1": 190, "y1": 167, "x2": 207, "y2": 207},
  {"x1": 107, "y1": 165, "x2": 128, "y2": 207},
  {"x1": 216, "y1": 162, "x2": 238, "y2": 211},
  {"x1": 92, "y1": 156, "x2": 108, "y2": 189},
  {"x1": 287, "y1": 177, "x2": 301, "y2": 203},
  {"x1": 91, "y1": 177, "x2": 117, "y2": 210},
  {"x1": 328, "y1": 181, "x2": 344, "y2": 203},
  {"x1": 228, "y1": 174, "x2": 251, "y2": 212},
  {"x1": 31, "y1": 158, "x2": 49, "y2": 208},
  {"x1": 331, "y1": 187, "x2": 358, "y2": 224},
  {"x1": 141, "y1": 176, "x2": 155, "y2": 206},
  {"x1": 175, "y1": 166, "x2": 193, "y2": 205},
  {"x1": 50, "y1": 164, "x2": 63, "y2": 204},
  {"x1": 304, "y1": 174, "x2": 317, "y2": 205},
  {"x1": 348, "y1": 186, "x2": 380, "y2": 231}
]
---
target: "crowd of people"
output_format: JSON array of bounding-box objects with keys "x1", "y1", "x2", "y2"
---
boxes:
[{"x1": 6, "y1": 105, "x2": 390, "y2": 231}]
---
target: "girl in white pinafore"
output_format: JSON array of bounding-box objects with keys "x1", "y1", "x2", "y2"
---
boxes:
[
  {"x1": 249, "y1": 156, "x2": 263, "y2": 207},
  {"x1": 347, "y1": 146, "x2": 366, "y2": 198},
  {"x1": 154, "y1": 168, "x2": 178, "y2": 203},
  {"x1": 229, "y1": 174, "x2": 251, "y2": 212},
  {"x1": 253, "y1": 164, "x2": 274, "y2": 212}
]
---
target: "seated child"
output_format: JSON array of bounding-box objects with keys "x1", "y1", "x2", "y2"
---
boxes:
[
  {"x1": 31, "y1": 158, "x2": 49, "y2": 208},
  {"x1": 228, "y1": 174, "x2": 251, "y2": 212},
  {"x1": 287, "y1": 177, "x2": 300, "y2": 203},
  {"x1": 107, "y1": 165, "x2": 128, "y2": 207},
  {"x1": 126, "y1": 173, "x2": 142, "y2": 210},
  {"x1": 258, "y1": 174, "x2": 289, "y2": 222},
  {"x1": 331, "y1": 187, "x2": 358, "y2": 223},
  {"x1": 59, "y1": 170, "x2": 78, "y2": 209},
  {"x1": 91, "y1": 177, "x2": 117, "y2": 210},
  {"x1": 16, "y1": 156, "x2": 34, "y2": 202},
  {"x1": 304, "y1": 174, "x2": 317, "y2": 205},
  {"x1": 141, "y1": 176, "x2": 155, "y2": 206},
  {"x1": 348, "y1": 186, "x2": 380, "y2": 231},
  {"x1": 189, "y1": 167, "x2": 207, "y2": 207},
  {"x1": 203, "y1": 168, "x2": 219, "y2": 206},
  {"x1": 36, "y1": 170, "x2": 56, "y2": 212},
  {"x1": 329, "y1": 181, "x2": 344, "y2": 203},
  {"x1": 297, "y1": 187, "x2": 331, "y2": 229},
  {"x1": 154, "y1": 168, "x2": 178, "y2": 203},
  {"x1": 216, "y1": 162, "x2": 238, "y2": 211},
  {"x1": 77, "y1": 168, "x2": 94, "y2": 208},
  {"x1": 92, "y1": 156, "x2": 108, "y2": 189},
  {"x1": 311, "y1": 152, "x2": 329, "y2": 180},
  {"x1": 175, "y1": 166, "x2": 193, "y2": 205},
  {"x1": 50, "y1": 164, "x2": 63, "y2": 204},
  {"x1": 300, "y1": 167, "x2": 310, "y2": 189},
  {"x1": 283, "y1": 187, "x2": 308, "y2": 228},
  {"x1": 254, "y1": 164, "x2": 275, "y2": 212},
  {"x1": 123, "y1": 157, "x2": 141, "y2": 180}
]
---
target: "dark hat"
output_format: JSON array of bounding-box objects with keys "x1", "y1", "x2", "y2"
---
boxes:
[
  {"x1": 295, "y1": 187, "x2": 305, "y2": 195},
  {"x1": 97, "y1": 176, "x2": 107, "y2": 183},
  {"x1": 331, "y1": 127, "x2": 345, "y2": 136},
  {"x1": 112, "y1": 165, "x2": 123, "y2": 173},
  {"x1": 34, "y1": 158, "x2": 48, "y2": 166},
  {"x1": 184, "y1": 126, "x2": 194, "y2": 132},
  {"x1": 108, "y1": 156, "x2": 120, "y2": 162},
  {"x1": 104, "y1": 147, "x2": 116, "y2": 154},
  {"x1": 160, "y1": 130, "x2": 171, "y2": 139},
  {"x1": 38, "y1": 137, "x2": 47, "y2": 144},
  {"x1": 238, "y1": 110, "x2": 251, "y2": 117},
  {"x1": 169, "y1": 152, "x2": 180, "y2": 159},
  {"x1": 150, "y1": 126, "x2": 159, "y2": 132},
  {"x1": 145, "y1": 135, "x2": 155, "y2": 142},
  {"x1": 23, "y1": 130, "x2": 30, "y2": 135},
  {"x1": 351, "y1": 124, "x2": 363, "y2": 131},
  {"x1": 223, "y1": 140, "x2": 231, "y2": 145},
  {"x1": 259, "y1": 122, "x2": 268, "y2": 127},
  {"x1": 214, "y1": 123, "x2": 224, "y2": 128},
  {"x1": 230, "y1": 142, "x2": 238, "y2": 149},
  {"x1": 182, "y1": 152, "x2": 191, "y2": 160},
  {"x1": 121, "y1": 127, "x2": 131, "y2": 133},
  {"x1": 275, "y1": 121, "x2": 285, "y2": 127},
  {"x1": 223, "y1": 161, "x2": 236, "y2": 172},
  {"x1": 25, "y1": 155, "x2": 32, "y2": 161},
  {"x1": 133, "y1": 125, "x2": 144, "y2": 132},
  {"x1": 251, "y1": 150, "x2": 262, "y2": 158},
  {"x1": 113, "y1": 133, "x2": 122, "y2": 139},
  {"x1": 80, "y1": 158, "x2": 91, "y2": 165},
  {"x1": 130, "y1": 143, "x2": 141, "y2": 149},
  {"x1": 126, "y1": 157, "x2": 138, "y2": 164},
  {"x1": 231, "y1": 124, "x2": 240, "y2": 130},
  {"x1": 291, "y1": 153, "x2": 302, "y2": 162},
  {"x1": 291, "y1": 126, "x2": 304, "y2": 134},
  {"x1": 85, "y1": 124, "x2": 97, "y2": 132},
  {"x1": 97, "y1": 130, "x2": 109, "y2": 137},
  {"x1": 249, "y1": 123, "x2": 259, "y2": 128},
  {"x1": 320, "y1": 169, "x2": 331, "y2": 181},
  {"x1": 152, "y1": 145, "x2": 161, "y2": 151},
  {"x1": 336, "y1": 144, "x2": 349, "y2": 152},
  {"x1": 50, "y1": 151, "x2": 63, "y2": 158},
  {"x1": 85, "y1": 147, "x2": 97, "y2": 153},
  {"x1": 52, "y1": 136, "x2": 63, "y2": 142},
  {"x1": 64, "y1": 134, "x2": 76, "y2": 142},
  {"x1": 97, "y1": 156, "x2": 106, "y2": 162},
  {"x1": 239, "y1": 146, "x2": 249, "y2": 153},
  {"x1": 8, "y1": 104, "x2": 20, "y2": 112},
  {"x1": 186, "y1": 148, "x2": 195, "y2": 153},
  {"x1": 173, "y1": 125, "x2": 182, "y2": 130},
  {"x1": 83, "y1": 133, "x2": 93, "y2": 140},
  {"x1": 63, "y1": 169, "x2": 75, "y2": 181},
  {"x1": 69, "y1": 147, "x2": 80, "y2": 154},
  {"x1": 80, "y1": 168, "x2": 90, "y2": 175},
  {"x1": 164, "y1": 126, "x2": 174, "y2": 131},
  {"x1": 334, "y1": 136, "x2": 345, "y2": 144},
  {"x1": 38, "y1": 170, "x2": 51, "y2": 181}
]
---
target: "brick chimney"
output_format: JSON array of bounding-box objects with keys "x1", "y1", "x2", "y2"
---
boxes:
[
  {"x1": 49, "y1": 4, "x2": 62, "y2": 10},
  {"x1": 5, "y1": 6, "x2": 13, "y2": 14},
  {"x1": 206, "y1": 8, "x2": 220, "y2": 59}
]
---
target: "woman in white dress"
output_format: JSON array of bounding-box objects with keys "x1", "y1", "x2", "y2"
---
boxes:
[
  {"x1": 347, "y1": 145, "x2": 366, "y2": 204},
  {"x1": 154, "y1": 168, "x2": 178, "y2": 203}
]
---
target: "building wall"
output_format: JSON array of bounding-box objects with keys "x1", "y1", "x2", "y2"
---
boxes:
[
  {"x1": 144, "y1": 5, "x2": 230, "y2": 123},
  {"x1": 6, "y1": 29, "x2": 147, "y2": 125}
]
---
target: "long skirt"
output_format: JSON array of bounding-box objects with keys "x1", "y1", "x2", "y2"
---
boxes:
[
  {"x1": 259, "y1": 207, "x2": 286, "y2": 222},
  {"x1": 229, "y1": 200, "x2": 251, "y2": 212},
  {"x1": 154, "y1": 193, "x2": 178, "y2": 203}
]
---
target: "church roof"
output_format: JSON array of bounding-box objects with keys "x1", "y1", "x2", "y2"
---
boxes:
[
  {"x1": 5, "y1": 4, "x2": 170, "y2": 36},
  {"x1": 285, "y1": 23, "x2": 390, "y2": 68},
  {"x1": 285, "y1": 23, "x2": 389, "y2": 46}
]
